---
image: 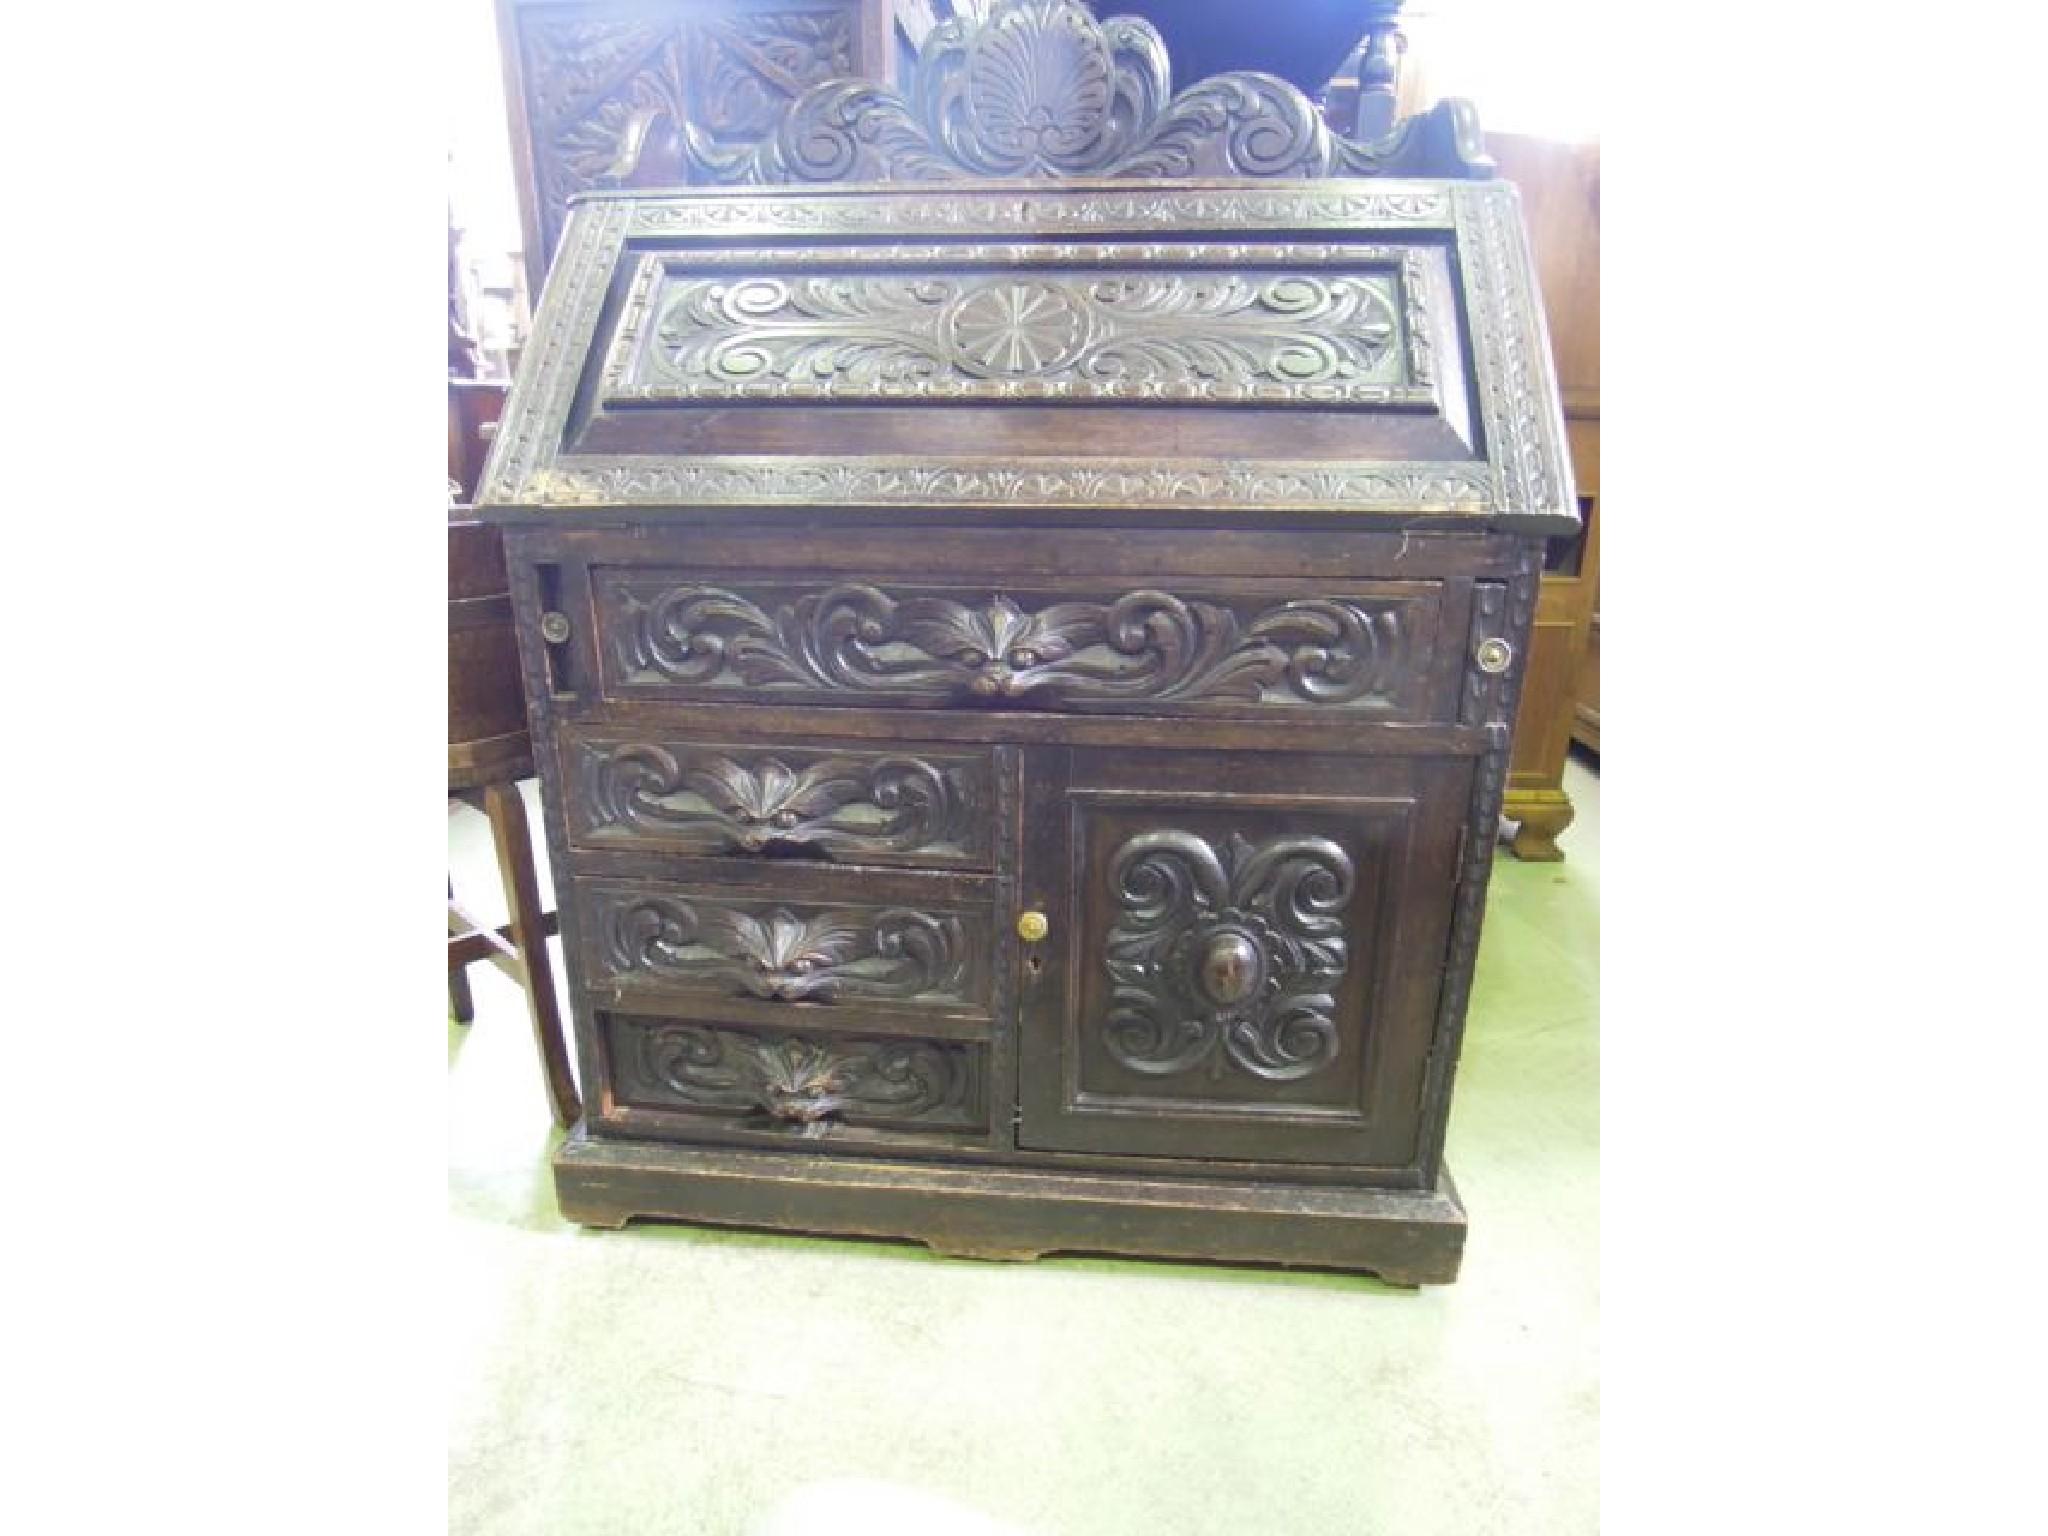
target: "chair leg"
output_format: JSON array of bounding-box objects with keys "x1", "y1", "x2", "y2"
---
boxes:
[
  {"x1": 449, "y1": 965, "x2": 475, "y2": 1024},
  {"x1": 447, "y1": 876, "x2": 475, "y2": 1023},
  {"x1": 484, "y1": 780, "x2": 582, "y2": 1128}
]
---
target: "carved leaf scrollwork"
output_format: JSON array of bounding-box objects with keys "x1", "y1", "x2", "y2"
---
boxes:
[
  {"x1": 602, "y1": 893, "x2": 971, "y2": 1006},
  {"x1": 617, "y1": 582, "x2": 1414, "y2": 710},
  {"x1": 674, "y1": 0, "x2": 1490, "y2": 185},
  {"x1": 635, "y1": 270, "x2": 1407, "y2": 403},
  {"x1": 579, "y1": 741, "x2": 976, "y2": 860},
  {"x1": 635, "y1": 1023, "x2": 971, "y2": 1133},
  {"x1": 1103, "y1": 830, "x2": 1355, "y2": 1082}
]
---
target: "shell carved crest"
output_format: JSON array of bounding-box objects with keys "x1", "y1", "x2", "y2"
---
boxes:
[{"x1": 645, "y1": 0, "x2": 1489, "y2": 185}]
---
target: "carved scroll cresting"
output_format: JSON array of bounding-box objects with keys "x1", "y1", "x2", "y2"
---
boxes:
[
  {"x1": 663, "y1": 0, "x2": 1490, "y2": 185},
  {"x1": 613, "y1": 582, "x2": 1416, "y2": 710},
  {"x1": 1103, "y1": 830, "x2": 1355, "y2": 1082}
]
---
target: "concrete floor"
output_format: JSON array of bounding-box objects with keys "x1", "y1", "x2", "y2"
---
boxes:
[{"x1": 449, "y1": 756, "x2": 1598, "y2": 1536}]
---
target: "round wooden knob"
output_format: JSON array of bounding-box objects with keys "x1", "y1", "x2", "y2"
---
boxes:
[{"x1": 1016, "y1": 910, "x2": 1049, "y2": 943}]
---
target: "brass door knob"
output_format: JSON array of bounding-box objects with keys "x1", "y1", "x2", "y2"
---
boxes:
[
  {"x1": 1016, "y1": 910, "x2": 1049, "y2": 943},
  {"x1": 540, "y1": 610, "x2": 573, "y2": 644}
]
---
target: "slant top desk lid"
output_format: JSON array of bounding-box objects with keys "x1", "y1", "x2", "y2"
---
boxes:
[{"x1": 476, "y1": 0, "x2": 1576, "y2": 535}]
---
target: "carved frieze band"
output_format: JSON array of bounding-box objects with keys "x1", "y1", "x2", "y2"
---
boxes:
[
  {"x1": 603, "y1": 257, "x2": 1430, "y2": 407},
  {"x1": 594, "y1": 890, "x2": 983, "y2": 1009},
  {"x1": 624, "y1": 1020, "x2": 979, "y2": 1133},
  {"x1": 607, "y1": 581, "x2": 1423, "y2": 710},
  {"x1": 571, "y1": 738, "x2": 989, "y2": 865},
  {"x1": 618, "y1": 186, "x2": 1454, "y2": 237},
  {"x1": 1102, "y1": 830, "x2": 1356, "y2": 1083},
  {"x1": 1456, "y1": 182, "x2": 1573, "y2": 522},
  {"x1": 670, "y1": 0, "x2": 1489, "y2": 184}
]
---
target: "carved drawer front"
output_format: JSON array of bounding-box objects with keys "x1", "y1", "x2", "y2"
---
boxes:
[
  {"x1": 1017, "y1": 750, "x2": 1470, "y2": 1169},
  {"x1": 593, "y1": 572, "x2": 1446, "y2": 718},
  {"x1": 600, "y1": 1011, "x2": 988, "y2": 1144},
  {"x1": 579, "y1": 878, "x2": 994, "y2": 1020},
  {"x1": 561, "y1": 728, "x2": 996, "y2": 871}
]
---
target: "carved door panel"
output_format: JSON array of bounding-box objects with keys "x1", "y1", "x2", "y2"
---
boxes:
[{"x1": 1017, "y1": 748, "x2": 1470, "y2": 1170}]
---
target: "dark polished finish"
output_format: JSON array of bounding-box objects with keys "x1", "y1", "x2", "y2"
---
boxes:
[{"x1": 479, "y1": 0, "x2": 1569, "y2": 1283}]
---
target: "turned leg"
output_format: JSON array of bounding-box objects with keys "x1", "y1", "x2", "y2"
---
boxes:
[
  {"x1": 483, "y1": 780, "x2": 581, "y2": 1128},
  {"x1": 1508, "y1": 794, "x2": 1576, "y2": 862}
]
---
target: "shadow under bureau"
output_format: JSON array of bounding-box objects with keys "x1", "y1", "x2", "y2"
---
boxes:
[{"x1": 475, "y1": 0, "x2": 1575, "y2": 1285}]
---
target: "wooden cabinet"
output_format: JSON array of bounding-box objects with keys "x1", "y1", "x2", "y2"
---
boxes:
[
  {"x1": 1489, "y1": 132, "x2": 1599, "y2": 858},
  {"x1": 477, "y1": 0, "x2": 1575, "y2": 1284}
]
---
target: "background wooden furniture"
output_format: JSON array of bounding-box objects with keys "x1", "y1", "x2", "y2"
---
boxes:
[
  {"x1": 477, "y1": 0, "x2": 1573, "y2": 1282},
  {"x1": 449, "y1": 446, "x2": 581, "y2": 1130},
  {"x1": 493, "y1": 0, "x2": 911, "y2": 296},
  {"x1": 1487, "y1": 131, "x2": 1598, "y2": 859}
]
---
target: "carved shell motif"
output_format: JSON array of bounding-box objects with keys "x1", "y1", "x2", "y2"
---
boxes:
[{"x1": 663, "y1": 0, "x2": 1491, "y2": 185}]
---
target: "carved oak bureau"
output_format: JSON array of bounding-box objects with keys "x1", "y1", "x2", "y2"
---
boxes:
[{"x1": 476, "y1": 0, "x2": 1575, "y2": 1285}]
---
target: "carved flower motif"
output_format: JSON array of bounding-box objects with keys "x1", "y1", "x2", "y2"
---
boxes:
[{"x1": 946, "y1": 281, "x2": 1090, "y2": 377}]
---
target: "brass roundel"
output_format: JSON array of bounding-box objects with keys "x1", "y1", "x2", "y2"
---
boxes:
[
  {"x1": 540, "y1": 610, "x2": 573, "y2": 645},
  {"x1": 1474, "y1": 636, "x2": 1514, "y2": 675},
  {"x1": 1016, "y1": 910, "x2": 1050, "y2": 944}
]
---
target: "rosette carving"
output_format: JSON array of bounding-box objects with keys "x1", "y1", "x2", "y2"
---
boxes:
[
  {"x1": 632, "y1": 270, "x2": 1407, "y2": 403},
  {"x1": 1103, "y1": 830, "x2": 1354, "y2": 1082},
  {"x1": 616, "y1": 582, "x2": 1414, "y2": 710}
]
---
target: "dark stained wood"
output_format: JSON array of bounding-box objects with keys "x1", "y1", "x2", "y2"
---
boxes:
[
  {"x1": 477, "y1": 0, "x2": 1567, "y2": 1283},
  {"x1": 484, "y1": 780, "x2": 582, "y2": 1128}
]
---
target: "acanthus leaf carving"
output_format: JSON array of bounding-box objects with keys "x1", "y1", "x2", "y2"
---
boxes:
[
  {"x1": 659, "y1": 0, "x2": 1490, "y2": 186},
  {"x1": 620, "y1": 269, "x2": 1410, "y2": 405},
  {"x1": 632, "y1": 1022, "x2": 974, "y2": 1134},
  {"x1": 614, "y1": 582, "x2": 1418, "y2": 710},
  {"x1": 599, "y1": 891, "x2": 974, "y2": 1007}
]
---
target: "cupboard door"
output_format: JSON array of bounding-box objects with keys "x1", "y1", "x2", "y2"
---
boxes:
[{"x1": 1017, "y1": 749, "x2": 1470, "y2": 1171}]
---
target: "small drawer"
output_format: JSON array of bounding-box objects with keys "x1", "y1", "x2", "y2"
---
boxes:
[
  {"x1": 560, "y1": 727, "x2": 996, "y2": 871},
  {"x1": 578, "y1": 876, "x2": 996, "y2": 1020},
  {"x1": 592, "y1": 571, "x2": 1449, "y2": 720},
  {"x1": 599, "y1": 1010, "x2": 988, "y2": 1143}
]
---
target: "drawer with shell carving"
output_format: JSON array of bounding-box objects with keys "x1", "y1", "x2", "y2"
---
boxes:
[
  {"x1": 578, "y1": 878, "x2": 995, "y2": 1020},
  {"x1": 592, "y1": 572, "x2": 1448, "y2": 718},
  {"x1": 560, "y1": 728, "x2": 995, "y2": 871},
  {"x1": 600, "y1": 1011, "x2": 988, "y2": 1143}
]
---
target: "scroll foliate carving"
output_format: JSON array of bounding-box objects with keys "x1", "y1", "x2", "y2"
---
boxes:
[
  {"x1": 616, "y1": 269, "x2": 1412, "y2": 405},
  {"x1": 665, "y1": 0, "x2": 1490, "y2": 185},
  {"x1": 1103, "y1": 831, "x2": 1355, "y2": 1083},
  {"x1": 575, "y1": 740, "x2": 983, "y2": 863},
  {"x1": 613, "y1": 582, "x2": 1418, "y2": 711},
  {"x1": 632, "y1": 1022, "x2": 975, "y2": 1133},
  {"x1": 599, "y1": 892, "x2": 976, "y2": 1007}
]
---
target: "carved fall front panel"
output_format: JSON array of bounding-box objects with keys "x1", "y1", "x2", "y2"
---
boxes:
[
  {"x1": 598, "y1": 246, "x2": 1438, "y2": 407},
  {"x1": 596, "y1": 576, "x2": 1439, "y2": 716}
]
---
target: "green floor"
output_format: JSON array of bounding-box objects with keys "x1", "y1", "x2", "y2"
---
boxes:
[{"x1": 448, "y1": 758, "x2": 1599, "y2": 1535}]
